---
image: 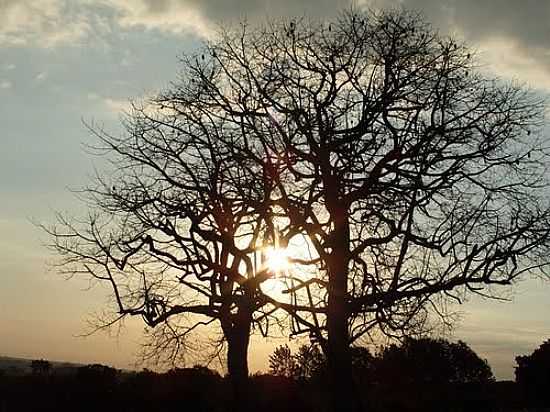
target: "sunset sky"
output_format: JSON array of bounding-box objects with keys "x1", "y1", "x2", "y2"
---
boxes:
[{"x1": 1, "y1": 0, "x2": 549, "y2": 380}]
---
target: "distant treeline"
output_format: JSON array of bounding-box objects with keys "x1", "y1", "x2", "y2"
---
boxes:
[{"x1": 1, "y1": 337, "x2": 550, "y2": 412}]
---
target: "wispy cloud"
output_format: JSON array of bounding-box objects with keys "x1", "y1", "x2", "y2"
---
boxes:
[
  {"x1": 0, "y1": 0, "x2": 100, "y2": 48},
  {"x1": 96, "y1": 0, "x2": 550, "y2": 92},
  {"x1": 3, "y1": 0, "x2": 549, "y2": 92},
  {"x1": 98, "y1": 0, "x2": 215, "y2": 38},
  {"x1": 96, "y1": 0, "x2": 350, "y2": 39},
  {"x1": 35, "y1": 72, "x2": 48, "y2": 82},
  {"x1": 476, "y1": 37, "x2": 550, "y2": 92},
  {"x1": 0, "y1": 80, "x2": 12, "y2": 89},
  {"x1": 85, "y1": 92, "x2": 130, "y2": 114},
  {"x1": 103, "y1": 96, "x2": 131, "y2": 113}
]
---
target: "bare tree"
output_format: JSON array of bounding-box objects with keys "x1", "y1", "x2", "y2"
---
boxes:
[
  {"x1": 46, "y1": 7, "x2": 550, "y2": 412},
  {"x1": 169, "y1": 9, "x2": 549, "y2": 412},
  {"x1": 44, "y1": 100, "x2": 302, "y2": 409}
]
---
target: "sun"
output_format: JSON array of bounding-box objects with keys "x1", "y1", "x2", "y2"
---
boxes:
[
  {"x1": 263, "y1": 247, "x2": 290, "y2": 273},
  {"x1": 261, "y1": 247, "x2": 291, "y2": 299}
]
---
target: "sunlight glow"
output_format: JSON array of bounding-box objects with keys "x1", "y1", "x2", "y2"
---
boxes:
[{"x1": 263, "y1": 247, "x2": 290, "y2": 274}]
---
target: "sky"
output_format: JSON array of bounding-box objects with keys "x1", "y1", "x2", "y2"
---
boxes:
[{"x1": 1, "y1": 0, "x2": 549, "y2": 380}]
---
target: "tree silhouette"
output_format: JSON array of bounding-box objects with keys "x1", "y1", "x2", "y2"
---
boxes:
[
  {"x1": 30, "y1": 359, "x2": 51, "y2": 376},
  {"x1": 76, "y1": 364, "x2": 118, "y2": 386},
  {"x1": 45, "y1": 7, "x2": 550, "y2": 412},
  {"x1": 350, "y1": 347, "x2": 376, "y2": 385},
  {"x1": 376, "y1": 338, "x2": 494, "y2": 386},
  {"x1": 371, "y1": 338, "x2": 493, "y2": 411},
  {"x1": 193, "y1": 10, "x2": 548, "y2": 411},
  {"x1": 269, "y1": 344, "x2": 298, "y2": 378},
  {"x1": 515, "y1": 339, "x2": 550, "y2": 405},
  {"x1": 269, "y1": 343, "x2": 326, "y2": 380},
  {"x1": 44, "y1": 76, "x2": 301, "y2": 409},
  {"x1": 45, "y1": 137, "x2": 272, "y2": 409},
  {"x1": 295, "y1": 344, "x2": 326, "y2": 380}
]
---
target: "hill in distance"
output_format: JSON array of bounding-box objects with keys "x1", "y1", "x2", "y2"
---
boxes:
[{"x1": 0, "y1": 355, "x2": 88, "y2": 376}]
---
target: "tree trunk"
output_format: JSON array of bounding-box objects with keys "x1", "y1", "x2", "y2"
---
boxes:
[
  {"x1": 326, "y1": 204, "x2": 360, "y2": 412},
  {"x1": 225, "y1": 307, "x2": 252, "y2": 412},
  {"x1": 327, "y1": 267, "x2": 359, "y2": 412}
]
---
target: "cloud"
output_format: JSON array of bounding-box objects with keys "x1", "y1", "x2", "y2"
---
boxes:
[
  {"x1": 370, "y1": 0, "x2": 550, "y2": 91},
  {"x1": 85, "y1": 92, "x2": 131, "y2": 113},
  {"x1": 89, "y1": 93, "x2": 134, "y2": 114},
  {"x1": 98, "y1": 0, "x2": 351, "y2": 38},
  {"x1": 90, "y1": 0, "x2": 550, "y2": 91},
  {"x1": 476, "y1": 38, "x2": 550, "y2": 91},
  {"x1": 0, "y1": 0, "x2": 99, "y2": 48},
  {"x1": 2, "y1": 0, "x2": 549, "y2": 90},
  {"x1": 0, "y1": 80, "x2": 12, "y2": 89},
  {"x1": 370, "y1": 0, "x2": 550, "y2": 48},
  {"x1": 103, "y1": 97, "x2": 131, "y2": 113},
  {"x1": 35, "y1": 72, "x2": 48, "y2": 82},
  {"x1": 181, "y1": 0, "x2": 347, "y2": 21},
  {"x1": 97, "y1": 0, "x2": 215, "y2": 38},
  {"x1": 95, "y1": 0, "x2": 548, "y2": 51},
  {"x1": 3, "y1": 0, "x2": 548, "y2": 90}
]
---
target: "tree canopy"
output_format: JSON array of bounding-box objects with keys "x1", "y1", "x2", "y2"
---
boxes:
[
  {"x1": 515, "y1": 339, "x2": 550, "y2": 404},
  {"x1": 377, "y1": 337, "x2": 494, "y2": 385}
]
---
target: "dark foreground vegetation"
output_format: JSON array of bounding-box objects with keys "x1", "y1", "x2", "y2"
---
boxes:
[{"x1": 2, "y1": 337, "x2": 550, "y2": 412}]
